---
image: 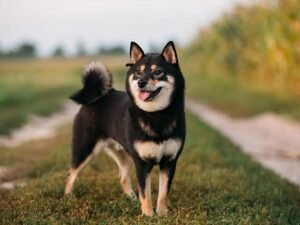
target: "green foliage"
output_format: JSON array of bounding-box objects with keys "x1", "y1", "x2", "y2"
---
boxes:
[
  {"x1": 76, "y1": 42, "x2": 87, "y2": 57},
  {"x1": 0, "y1": 42, "x2": 37, "y2": 58},
  {"x1": 181, "y1": 0, "x2": 300, "y2": 120},
  {"x1": 0, "y1": 113, "x2": 299, "y2": 224},
  {"x1": 97, "y1": 45, "x2": 126, "y2": 55},
  {"x1": 51, "y1": 46, "x2": 66, "y2": 58},
  {"x1": 184, "y1": 0, "x2": 300, "y2": 97}
]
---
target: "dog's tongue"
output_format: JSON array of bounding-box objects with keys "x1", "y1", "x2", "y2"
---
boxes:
[{"x1": 138, "y1": 91, "x2": 150, "y2": 101}]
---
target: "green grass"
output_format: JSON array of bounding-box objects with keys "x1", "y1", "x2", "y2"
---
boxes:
[
  {"x1": 0, "y1": 57, "x2": 127, "y2": 134},
  {"x1": 1, "y1": 113, "x2": 299, "y2": 224},
  {"x1": 182, "y1": 70, "x2": 300, "y2": 119},
  {"x1": 0, "y1": 56, "x2": 299, "y2": 224}
]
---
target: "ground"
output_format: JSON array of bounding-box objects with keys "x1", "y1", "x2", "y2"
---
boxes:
[
  {"x1": 186, "y1": 99, "x2": 300, "y2": 187},
  {"x1": 0, "y1": 113, "x2": 300, "y2": 224},
  {"x1": 0, "y1": 58, "x2": 300, "y2": 224},
  {"x1": 0, "y1": 57, "x2": 125, "y2": 135}
]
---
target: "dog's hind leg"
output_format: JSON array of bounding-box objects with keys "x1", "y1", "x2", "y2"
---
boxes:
[
  {"x1": 64, "y1": 153, "x2": 94, "y2": 196},
  {"x1": 104, "y1": 142, "x2": 136, "y2": 198},
  {"x1": 64, "y1": 116, "x2": 97, "y2": 196}
]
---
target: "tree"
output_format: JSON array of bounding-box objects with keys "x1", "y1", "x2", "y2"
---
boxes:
[
  {"x1": 0, "y1": 42, "x2": 37, "y2": 59},
  {"x1": 97, "y1": 45, "x2": 126, "y2": 55},
  {"x1": 148, "y1": 43, "x2": 160, "y2": 53},
  {"x1": 76, "y1": 41, "x2": 87, "y2": 57},
  {"x1": 15, "y1": 43, "x2": 37, "y2": 58},
  {"x1": 52, "y1": 46, "x2": 65, "y2": 58}
]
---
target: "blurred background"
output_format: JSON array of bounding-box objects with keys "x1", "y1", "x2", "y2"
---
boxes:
[
  {"x1": 0, "y1": 0, "x2": 300, "y2": 223},
  {"x1": 1, "y1": 0, "x2": 299, "y2": 132},
  {"x1": 0, "y1": 0, "x2": 257, "y2": 135}
]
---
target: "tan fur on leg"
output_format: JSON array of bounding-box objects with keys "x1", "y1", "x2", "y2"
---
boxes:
[
  {"x1": 139, "y1": 174, "x2": 153, "y2": 216},
  {"x1": 103, "y1": 142, "x2": 136, "y2": 198},
  {"x1": 156, "y1": 170, "x2": 169, "y2": 216},
  {"x1": 64, "y1": 155, "x2": 92, "y2": 196}
]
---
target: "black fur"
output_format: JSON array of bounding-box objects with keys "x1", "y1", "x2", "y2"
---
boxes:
[
  {"x1": 68, "y1": 41, "x2": 185, "y2": 214},
  {"x1": 70, "y1": 62, "x2": 112, "y2": 106}
]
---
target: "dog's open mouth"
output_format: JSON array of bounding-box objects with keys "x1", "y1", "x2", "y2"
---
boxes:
[{"x1": 138, "y1": 87, "x2": 162, "y2": 102}]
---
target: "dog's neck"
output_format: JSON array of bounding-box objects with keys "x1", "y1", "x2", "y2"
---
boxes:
[{"x1": 128, "y1": 96, "x2": 184, "y2": 137}]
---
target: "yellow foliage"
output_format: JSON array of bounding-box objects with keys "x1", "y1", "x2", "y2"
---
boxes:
[{"x1": 184, "y1": 0, "x2": 300, "y2": 97}]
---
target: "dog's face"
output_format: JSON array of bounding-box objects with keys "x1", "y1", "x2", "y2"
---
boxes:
[{"x1": 126, "y1": 41, "x2": 183, "y2": 112}]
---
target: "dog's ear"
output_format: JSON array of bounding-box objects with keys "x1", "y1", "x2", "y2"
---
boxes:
[
  {"x1": 127, "y1": 41, "x2": 144, "y2": 66},
  {"x1": 161, "y1": 41, "x2": 178, "y2": 64}
]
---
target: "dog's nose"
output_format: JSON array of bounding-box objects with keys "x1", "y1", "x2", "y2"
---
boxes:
[{"x1": 138, "y1": 79, "x2": 148, "y2": 88}]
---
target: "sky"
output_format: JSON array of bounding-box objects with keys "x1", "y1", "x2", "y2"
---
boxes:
[{"x1": 0, "y1": 0, "x2": 253, "y2": 56}]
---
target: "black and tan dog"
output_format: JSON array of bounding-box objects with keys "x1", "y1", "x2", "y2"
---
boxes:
[{"x1": 64, "y1": 41, "x2": 185, "y2": 216}]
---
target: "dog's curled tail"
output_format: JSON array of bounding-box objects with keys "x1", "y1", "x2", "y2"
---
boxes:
[{"x1": 70, "y1": 61, "x2": 113, "y2": 106}]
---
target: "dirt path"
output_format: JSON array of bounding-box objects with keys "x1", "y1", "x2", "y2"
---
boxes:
[
  {"x1": 186, "y1": 99, "x2": 300, "y2": 188},
  {"x1": 0, "y1": 101, "x2": 79, "y2": 189},
  {"x1": 0, "y1": 101, "x2": 79, "y2": 148}
]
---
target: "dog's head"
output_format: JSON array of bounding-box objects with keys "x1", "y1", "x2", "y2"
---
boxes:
[{"x1": 126, "y1": 41, "x2": 184, "y2": 112}]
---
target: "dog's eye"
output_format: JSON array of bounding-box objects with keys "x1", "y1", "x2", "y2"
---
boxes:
[
  {"x1": 154, "y1": 70, "x2": 162, "y2": 75},
  {"x1": 136, "y1": 69, "x2": 142, "y2": 75}
]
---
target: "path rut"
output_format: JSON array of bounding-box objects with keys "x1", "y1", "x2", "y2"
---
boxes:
[{"x1": 186, "y1": 98, "x2": 300, "y2": 188}]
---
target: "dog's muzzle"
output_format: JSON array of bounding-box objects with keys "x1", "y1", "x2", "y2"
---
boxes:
[
  {"x1": 138, "y1": 87, "x2": 162, "y2": 102},
  {"x1": 137, "y1": 79, "x2": 148, "y2": 88}
]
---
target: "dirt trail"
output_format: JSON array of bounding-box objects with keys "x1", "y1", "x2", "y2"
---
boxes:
[
  {"x1": 0, "y1": 101, "x2": 79, "y2": 148},
  {"x1": 186, "y1": 99, "x2": 300, "y2": 188},
  {"x1": 0, "y1": 101, "x2": 79, "y2": 189}
]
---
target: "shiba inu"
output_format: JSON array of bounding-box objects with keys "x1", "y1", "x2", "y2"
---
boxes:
[{"x1": 65, "y1": 41, "x2": 186, "y2": 216}]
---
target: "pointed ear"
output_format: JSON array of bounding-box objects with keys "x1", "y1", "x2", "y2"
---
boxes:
[
  {"x1": 128, "y1": 41, "x2": 144, "y2": 65},
  {"x1": 161, "y1": 41, "x2": 178, "y2": 64}
]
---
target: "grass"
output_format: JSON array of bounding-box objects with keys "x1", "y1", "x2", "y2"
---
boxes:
[
  {"x1": 180, "y1": 0, "x2": 300, "y2": 120},
  {"x1": 0, "y1": 57, "x2": 127, "y2": 135},
  {"x1": 0, "y1": 56, "x2": 299, "y2": 224},
  {"x1": 0, "y1": 113, "x2": 300, "y2": 224},
  {"x1": 181, "y1": 60, "x2": 300, "y2": 120}
]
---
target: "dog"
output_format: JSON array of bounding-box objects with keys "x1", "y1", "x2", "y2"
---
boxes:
[{"x1": 64, "y1": 41, "x2": 186, "y2": 216}]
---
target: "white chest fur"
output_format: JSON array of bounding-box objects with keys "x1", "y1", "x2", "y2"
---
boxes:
[{"x1": 134, "y1": 138, "x2": 182, "y2": 162}]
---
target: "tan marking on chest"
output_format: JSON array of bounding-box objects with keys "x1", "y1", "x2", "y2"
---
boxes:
[
  {"x1": 138, "y1": 119, "x2": 157, "y2": 136},
  {"x1": 134, "y1": 139, "x2": 182, "y2": 162}
]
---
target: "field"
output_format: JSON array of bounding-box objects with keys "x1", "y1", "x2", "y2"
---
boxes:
[
  {"x1": 181, "y1": 0, "x2": 300, "y2": 120},
  {"x1": 0, "y1": 57, "x2": 126, "y2": 135},
  {"x1": 181, "y1": 67, "x2": 300, "y2": 119},
  {"x1": 0, "y1": 58, "x2": 300, "y2": 224}
]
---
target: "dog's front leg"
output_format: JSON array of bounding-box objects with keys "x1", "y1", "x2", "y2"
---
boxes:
[
  {"x1": 156, "y1": 160, "x2": 177, "y2": 216},
  {"x1": 135, "y1": 159, "x2": 154, "y2": 216}
]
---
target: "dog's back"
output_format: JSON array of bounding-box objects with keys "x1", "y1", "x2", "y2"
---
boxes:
[{"x1": 73, "y1": 90, "x2": 130, "y2": 152}]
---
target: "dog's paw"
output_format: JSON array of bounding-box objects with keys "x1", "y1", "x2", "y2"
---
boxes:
[
  {"x1": 156, "y1": 207, "x2": 168, "y2": 216},
  {"x1": 125, "y1": 191, "x2": 137, "y2": 200},
  {"x1": 141, "y1": 204, "x2": 154, "y2": 217},
  {"x1": 142, "y1": 210, "x2": 154, "y2": 217},
  {"x1": 64, "y1": 188, "x2": 73, "y2": 196}
]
